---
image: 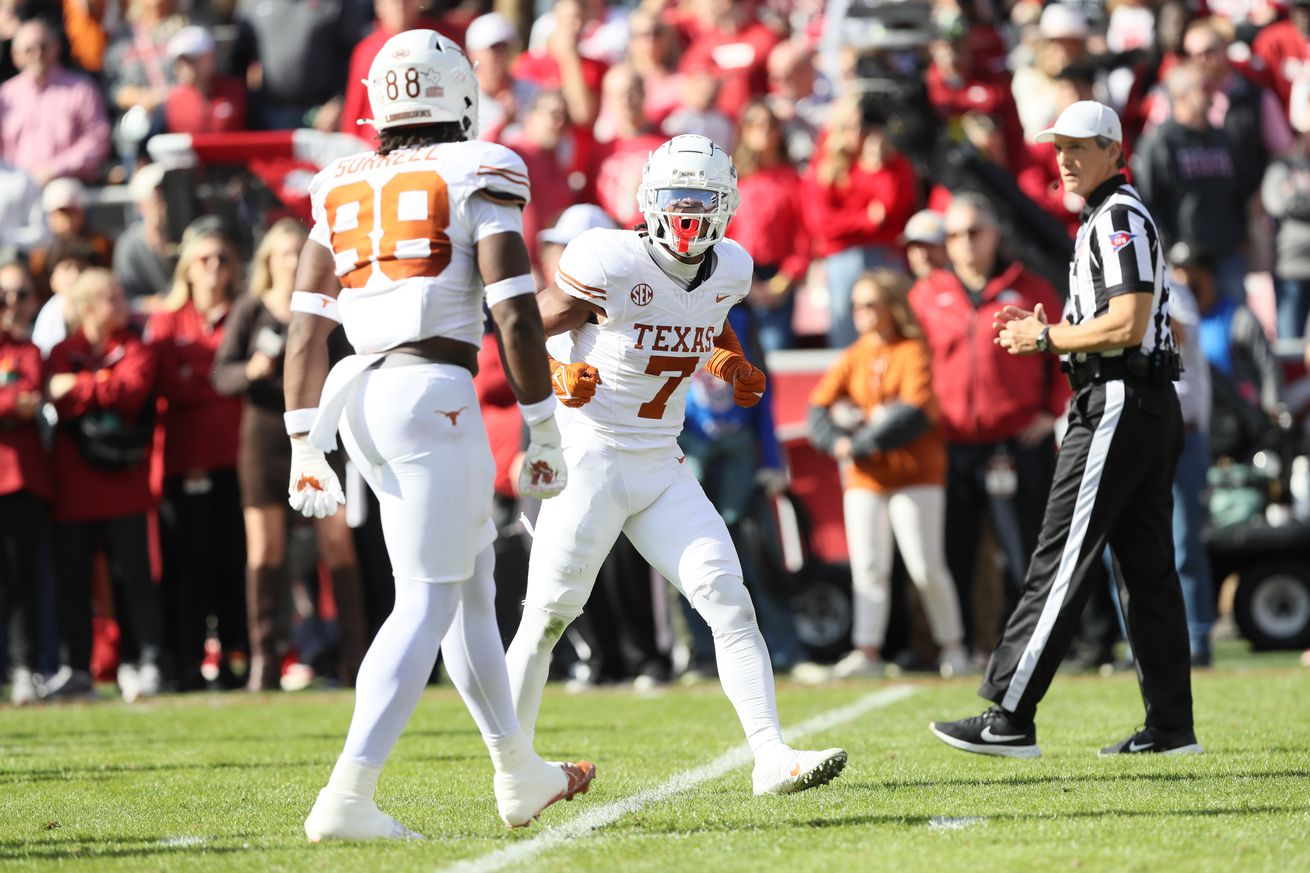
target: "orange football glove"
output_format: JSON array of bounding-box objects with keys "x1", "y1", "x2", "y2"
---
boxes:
[
  {"x1": 549, "y1": 357, "x2": 601, "y2": 408},
  {"x1": 729, "y1": 361, "x2": 766, "y2": 407}
]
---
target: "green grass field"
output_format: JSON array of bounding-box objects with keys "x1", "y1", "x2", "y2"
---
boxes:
[{"x1": 3, "y1": 643, "x2": 1308, "y2": 873}]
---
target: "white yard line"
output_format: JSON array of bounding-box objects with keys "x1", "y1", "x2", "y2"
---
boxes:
[{"x1": 439, "y1": 685, "x2": 917, "y2": 873}]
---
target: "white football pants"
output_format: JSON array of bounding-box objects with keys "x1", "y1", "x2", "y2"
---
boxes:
[
  {"x1": 843, "y1": 484, "x2": 964, "y2": 649},
  {"x1": 507, "y1": 436, "x2": 786, "y2": 759},
  {"x1": 335, "y1": 363, "x2": 520, "y2": 768}
]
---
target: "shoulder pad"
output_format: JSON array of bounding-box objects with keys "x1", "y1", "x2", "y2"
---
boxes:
[{"x1": 448, "y1": 140, "x2": 531, "y2": 205}]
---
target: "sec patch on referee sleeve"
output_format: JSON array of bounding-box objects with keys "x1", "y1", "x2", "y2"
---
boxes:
[{"x1": 1108, "y1": 231, "x2": 1135, "y2": 251}]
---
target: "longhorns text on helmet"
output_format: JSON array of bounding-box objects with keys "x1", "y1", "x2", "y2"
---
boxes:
[{"x1": 366, "y1": 29, "x2": 480, "y2": 139}]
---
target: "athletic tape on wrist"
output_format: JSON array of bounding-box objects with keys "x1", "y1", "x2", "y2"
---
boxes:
[
  {"x1": 290, "y1": 291, "x2": 341, "y2": 322},
  {"x1": 484, "y1": 273, "x2": 537, "y2": 307},
  {"x1": 518, "y1": 396, "x2": 557, "y2": 426},
  {"x1": 284, "y1": 407, "x2": 319, "y2": 435}
]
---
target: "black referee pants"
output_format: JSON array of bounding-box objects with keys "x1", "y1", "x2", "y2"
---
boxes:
[{"x1": 978, "y1": 379, "x2": 1194, "y2": 730}]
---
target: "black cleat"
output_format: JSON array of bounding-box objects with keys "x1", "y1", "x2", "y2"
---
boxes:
[
  {"x1": 929, "y1": 706, "x2": 1040, "y2": 759},
  {"x1": 1099, "y1": 726, "x2": 1203, "y2": 757}
]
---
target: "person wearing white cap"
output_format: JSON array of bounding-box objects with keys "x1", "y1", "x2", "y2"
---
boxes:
[
  {"x1": 465, "y1": 11, "x2": 538, "y2": 140},
  {"x1": 114, "y1": 164, "x2": 176, "y2": 303},
  {"x1": 164, "y1": 25, "x2": 248, "y2": 135},
  {"x1": 931, "y1": 100, "x2": 1201, "y2": 760},
  {"x1": 1012, "y1": 3, "x2": 1093, "y2": 141},
  {"x1": 900, "y1": 209, "x2": 947, "y2": 280},
  {"x1": 537, "y1": 203, "x2": 616, "y2": 282}
]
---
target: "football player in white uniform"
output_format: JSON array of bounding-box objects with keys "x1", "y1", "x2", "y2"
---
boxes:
[
  {"x1": 281, "y1": 30, "x2": 593, "y2": 841},
  {"x1": 505, "y1": 135, "x2": 848, "y2": 796}
]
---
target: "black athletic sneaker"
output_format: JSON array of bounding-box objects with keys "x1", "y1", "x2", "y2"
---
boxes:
[
  {"x1": 1099, "y1": 726, "x2": 1203, "y2": 756},
  {"x1": 929, "y1": 706, "x2": 1040, "y2": 759}
]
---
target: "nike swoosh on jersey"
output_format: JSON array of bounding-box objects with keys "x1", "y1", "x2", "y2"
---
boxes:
[
  {"x1": 980, "y1": 725, "x2": 1026, "y2": 743},
  {"x1": 715, "y1": 294, "x2": 729, "y2": 303}
]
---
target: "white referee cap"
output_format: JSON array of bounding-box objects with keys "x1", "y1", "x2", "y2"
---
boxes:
[{"x1": 1035, "y1": 101, "x2": 1122, "y2": 144}]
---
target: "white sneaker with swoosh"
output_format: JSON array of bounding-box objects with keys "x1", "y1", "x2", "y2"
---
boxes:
[{"x1": 929, "y1": 706, "x2": 1040, "y2": 759}]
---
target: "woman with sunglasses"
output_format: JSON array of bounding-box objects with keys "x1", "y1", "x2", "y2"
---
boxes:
[
  {"x1": 807, "y1": 269, "x2": 969, "y2": 680},
  {"x1": 213, "y1": 219, "x2": 365, "y2": 692},
  {"x1": 0, "y1": 261, "x2": 51, "y2": 704},
  {"x1": 144, "y1": 221, "x2": 247, "y2": 690}
]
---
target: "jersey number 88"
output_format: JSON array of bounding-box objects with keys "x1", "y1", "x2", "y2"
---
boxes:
[{"x1": 324, "y1": 170, "x2": 453, "y2": 288}]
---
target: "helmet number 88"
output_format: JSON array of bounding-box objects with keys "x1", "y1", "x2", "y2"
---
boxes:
[{"x1": 385, "y1": 68, "x2": 421, "y2": 101}]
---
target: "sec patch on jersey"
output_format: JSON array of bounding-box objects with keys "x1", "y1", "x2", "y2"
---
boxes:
[
  {"x1": 631, "y1": 283, "x2": 653, "y2": 306},
  {"x1": 1108, "y1": 230, "x2": 1134, "y2": 252}
]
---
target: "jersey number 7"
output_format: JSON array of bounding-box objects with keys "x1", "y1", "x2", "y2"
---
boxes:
[
  {"x1": 637, "y1": 354, "x2": 700, "y2": 420},
  {"x1": 325, "y1": 170, "x2": 453, "y2": 288}
]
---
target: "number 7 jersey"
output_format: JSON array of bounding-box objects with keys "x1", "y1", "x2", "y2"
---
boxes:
[
  {"x1": 547, "y1": 228, "x2": 752, "y2": 450},
  {"x1": 307, "y1": 140, "x2": 531, "y2": 353}
]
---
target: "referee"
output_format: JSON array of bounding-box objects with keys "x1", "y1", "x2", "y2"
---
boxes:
[{"x1": 930, "y1": 102, "x2": 1202, "y2": 758}]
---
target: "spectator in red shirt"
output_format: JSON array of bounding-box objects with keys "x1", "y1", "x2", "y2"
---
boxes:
[
  {"x1": 44, "y1": 269, "x2": 162, "y2": 701},
  {"x1": 339, "y1": 0, "x2": 442, "y2": 143},
  {"x1": 145, "y1": 222, "x2": 247, "y2": 691},
  {"x1": 1252, "y1": 0, "x2": 1310, "y2": 115},
  {"x1": 728, "y1": 100, "x2": 809, "y2": 352},
  {"x1": 679, "y1": 0, "x2": 780, "y2": 121},
  {"x1": 499, "y1": 90, "x2": 582, "y2": 275},
  {"x1": 512, "y1": 0, "x2": 606, "y2": 128},
  {"x1": 466, "y1": 12, "x2": 538, "y2": 142},
  {"x1": 804, "y1": 95, "x2": 918, "y2": 348},
  {"x1": 926, "y1": 11, "x2": 1027, "y2": 174},
  {"x1": 625, "y1": 7, "x2": 684, "y2": 130},
  {"x1": 588, "y1": 64, "x2": 666, "y2": 229},
  {"x1": 163, "y1": 26, "x2": 248, "y2": 136},
  {"x1": 0, "y1": 260, "x2": 51, "y2": 704}
]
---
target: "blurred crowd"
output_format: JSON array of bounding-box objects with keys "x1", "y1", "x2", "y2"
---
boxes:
[{"x1": 2, "y1": 0, "x2": 1310, "y2": 703}]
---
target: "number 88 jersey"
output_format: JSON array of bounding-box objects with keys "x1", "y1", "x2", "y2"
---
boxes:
[
  {"x1": 307, "y1": 140, "x2": 531, "y2": 353},
  {"x1": 546, "y1": 227, "x2": 752, "y2": 451}
]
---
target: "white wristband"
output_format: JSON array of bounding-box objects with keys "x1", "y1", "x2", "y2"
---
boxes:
[
  {"x1": 290, "y1": 291, "x2": 341, "y2": 323},
  {"x1": 284, "y1": 407, "x2": 319, "y2": 435},
  {"x1": 485, "y1": 273, "x2": 537, "y2": 307},
  {"x1": 518, "y1": 396, "x2": 557, "y2": 426}
]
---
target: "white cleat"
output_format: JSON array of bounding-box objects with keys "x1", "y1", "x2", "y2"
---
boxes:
[
  {"x1": 494, "y1": 759, "x2": 596, "y2": 828},
  {"x1": 304, "y1": 788, "x2": 425, "y2": 842},
  {"x1": 752, "y1": 747, "x2": 848, "y2": 796}
]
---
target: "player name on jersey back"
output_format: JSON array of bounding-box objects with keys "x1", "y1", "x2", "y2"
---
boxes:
[
  {"x1": 307, "y1": 140, "x2": 532, "y2": 353},
  {"x1": 546, "y1": 228, "x2": 753, "y2": 451}
]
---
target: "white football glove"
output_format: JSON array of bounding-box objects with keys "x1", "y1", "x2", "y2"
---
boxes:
[
  {"x1": 287, "y1": 436, "x2": 345, "y2": 518},
  {"x1": 519, "y1": 416, "x2": 568, "y2": 499}
]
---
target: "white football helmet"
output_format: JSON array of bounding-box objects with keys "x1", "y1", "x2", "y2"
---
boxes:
[
  {"x1": 366, "y1": 29, "x2": 479, "y2": 138},
  {"x1": 637, "y1": 135, "x2": 740, "y2": 257}
]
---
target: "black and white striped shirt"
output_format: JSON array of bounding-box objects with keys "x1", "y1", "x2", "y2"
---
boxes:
[{"x1": 1067, "y1": 174, "x2": 1175, "y2": 356}]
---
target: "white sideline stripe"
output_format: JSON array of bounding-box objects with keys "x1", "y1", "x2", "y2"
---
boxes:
[{"x1": 439, "y1": 685, "x2": 917, "y2": 873}]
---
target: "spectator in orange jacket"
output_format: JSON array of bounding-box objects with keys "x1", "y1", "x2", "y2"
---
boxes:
[
  {"x1": 907, "y1": 193, "x2": 1069, "y2": 657},
  {"x1": 0, "y1": 260, "x2": 51, "y2": 704},
  {"x1": 805, "y1": 95, "x2": 918, "y2": 348},
  {"x1": 44, "y1": 269, "x2": 162, "y2": 702},
  {"x1": 808, "y1": 269, "x2": 969, "y2": 680},
  {"x1": 145, "y1": 222, "x2": 247, "y2": 690}
]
